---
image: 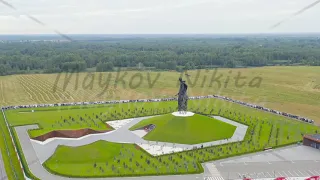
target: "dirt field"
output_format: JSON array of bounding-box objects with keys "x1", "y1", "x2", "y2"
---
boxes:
[{"x1": 0, "y1": 66, "x2": 319, "y2": 123}]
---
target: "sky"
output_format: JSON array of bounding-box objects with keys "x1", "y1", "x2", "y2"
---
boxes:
[{"x1": 0, "y1": 0, "x2": 319, "y2": 34}]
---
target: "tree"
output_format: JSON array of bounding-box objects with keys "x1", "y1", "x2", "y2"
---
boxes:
[
  {"x1": 224, "y1": 60, "x2": 236, "y2": 68},
  {"x1": 0, "y1": 64, "x2": 8, "y2": 75},
  {"x1": 2, "y1": 37, "x2": 320, "y2": 75},
  {"x1": 61, "y1": 61, "x2": 86, "y2": 72},
  {"x1": 96, "y1": 62, "x2": 114, "y2": 72},
  {"x1": 166, "y1": 61, "x2": 177, "y2": 70}
]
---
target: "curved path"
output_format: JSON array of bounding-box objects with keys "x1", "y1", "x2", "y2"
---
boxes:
[{"x1": 15, "y1": 115, "x2": 248, "y2": 180}]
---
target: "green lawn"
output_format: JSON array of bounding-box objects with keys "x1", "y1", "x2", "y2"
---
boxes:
[
  {"x1": 5, "y1": 105, "x2": 117, "y2": 138},
  {"x1": 44, "y1": 140, "x2": 201, "y2": 177},
  {"x1": 129, "y1": 114, "x2": 236, "y2": 144},
  {"x1": 0, "y1": 115, "x2": 25, "y2": 180}
]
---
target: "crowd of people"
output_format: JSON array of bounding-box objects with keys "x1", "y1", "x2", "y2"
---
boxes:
[{"x1": 1, "y1": 95, "x2": 314, "y2": 124}]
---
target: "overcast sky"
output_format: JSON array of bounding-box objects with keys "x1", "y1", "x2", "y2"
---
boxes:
[{"x1": 0, "y1": 0, "x2": 319, "y2": 34}]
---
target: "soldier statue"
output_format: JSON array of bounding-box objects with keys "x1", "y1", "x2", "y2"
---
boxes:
[{"x1": 175, "y1": 77, "x2": 188, "y2": 113}]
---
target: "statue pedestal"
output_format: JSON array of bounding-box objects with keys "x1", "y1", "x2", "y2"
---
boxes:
[{"x1": 171, "y1": 111, "x2": 195, "y2": 117}]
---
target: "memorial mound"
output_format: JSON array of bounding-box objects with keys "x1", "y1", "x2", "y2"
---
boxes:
[{"x1": 129, "y1": 114, "x2": 236, "y2": 144}]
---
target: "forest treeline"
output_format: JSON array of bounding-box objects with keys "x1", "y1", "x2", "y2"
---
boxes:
[{"x1": 1, "y1": 37, "x2": 320, "y2": 76}]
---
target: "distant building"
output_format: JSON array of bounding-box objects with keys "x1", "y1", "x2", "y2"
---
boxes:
[{"x1": 303, "y1": 134, "x2": 320, "y2": 149}]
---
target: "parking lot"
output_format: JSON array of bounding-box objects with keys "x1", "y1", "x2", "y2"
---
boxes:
[
  {"x1": 215, "y1": 160, "x2": 320, "y2": 179},
  {"x1": 204, "y1": 145, "x2": 320, "y2": 180}
]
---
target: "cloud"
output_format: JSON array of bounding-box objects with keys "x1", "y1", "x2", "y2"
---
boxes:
[
  {"x1": 70, "y1": 0, "x2": 227, "y2": 18},
  {"x1": 0, "y1": 0, "x2": 319, "y2": 34}
]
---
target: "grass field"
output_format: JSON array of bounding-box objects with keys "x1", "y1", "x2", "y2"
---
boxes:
[
  {"x1": 129, "y1": 114, "x2": 236, "y2": 144},
  {"x1": 5, "y1": 96, "x2": 319, "y2": 138},
  {"x1": 44, "y1": 140, "x2": 201, "y2": 177},
  {"x1": 0, "y1": 66, "x2": 319, "y2": 123},
  {"x1": 5, "y1": 105, "x2": 115, "y2": 138},
  {"x1": 5, "y1": 97, "x2": 312, "y2": 138}
]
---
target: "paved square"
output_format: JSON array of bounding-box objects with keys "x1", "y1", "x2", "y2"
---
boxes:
[{"x1": 206, "y1": 145, "x2": 320, "y2": 179}]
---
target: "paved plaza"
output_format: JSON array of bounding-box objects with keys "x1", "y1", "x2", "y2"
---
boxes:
[{"x1": 202, "y1": 145, "x2": 320, "y2": 180}]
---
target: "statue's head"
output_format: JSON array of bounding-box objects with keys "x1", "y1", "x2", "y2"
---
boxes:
[{"x1": 179, "y1": 77, "x2": 182, "y2": 81}]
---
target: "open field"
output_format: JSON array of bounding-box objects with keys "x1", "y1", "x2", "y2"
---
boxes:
[
  {"x1": 129, "y1": 114, "x2": 236, "y2": 144},
  {"x1": 44, "y1": 140, "x2": 200, "y2": 177},
  {"x1": 0, "y1": 66, "x2": 319, "y2": 123}
]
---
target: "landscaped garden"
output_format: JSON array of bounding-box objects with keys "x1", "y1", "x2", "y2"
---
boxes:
[{"x1": 4, "y1": 98, "x2": 320, "y2": 178}]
